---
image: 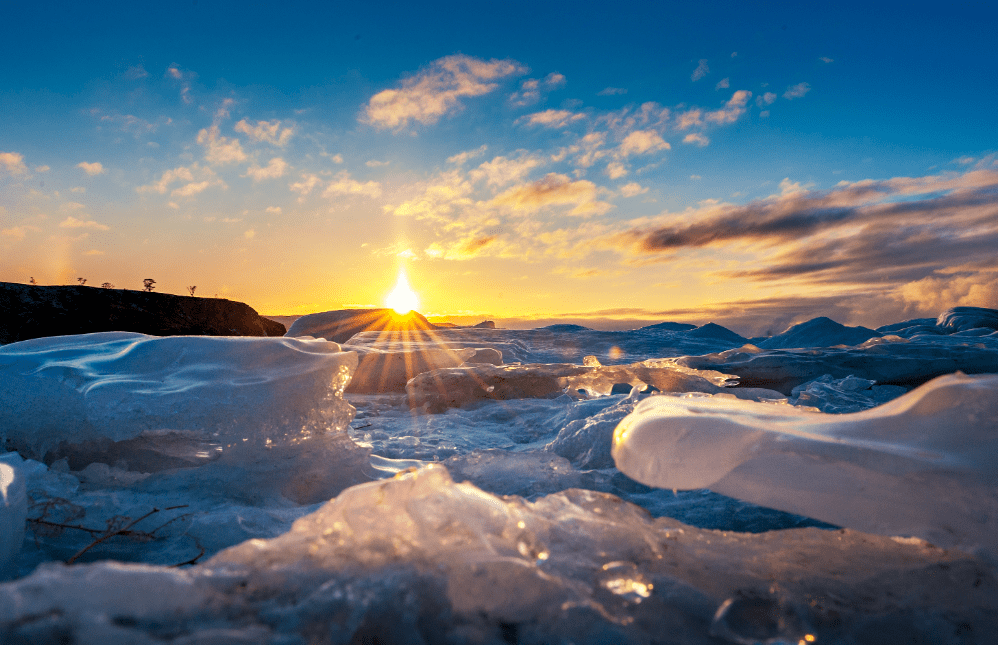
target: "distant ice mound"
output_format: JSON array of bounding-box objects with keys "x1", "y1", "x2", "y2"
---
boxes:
[
  {"x1": 0, "y1": 332, "x2": 357, "y2": 460},
  {"x1": 612, "y1": 372, "x2": 998, "y2": 555},
  {"x1": 286, "y1": 308, "x2": 436, "y2": 343},
  {"x1": 759, "y1": 316, "x2": 881, "y2": 349},
  {"x1": 936, "y1": 306, "x2": 998, "y2": 333}
]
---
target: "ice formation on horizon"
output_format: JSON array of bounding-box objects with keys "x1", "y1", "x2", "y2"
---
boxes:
[{"x1": 612, "y1": 372, "x2": 998, "y2": 555}]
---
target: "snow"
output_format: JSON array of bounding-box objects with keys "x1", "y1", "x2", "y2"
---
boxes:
[
  {"x1": 612, "y1": 372, "x2": 998, "y2": 555},
  {"x1": 0, "y1": 309, "x2": 996, "y2": 642},
  {"x1": 0, "y1": 453, "x2": 26, "y2": 580}
]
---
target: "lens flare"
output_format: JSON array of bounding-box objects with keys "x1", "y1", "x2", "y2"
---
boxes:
[{"x1": 385, "y1": 270, "x2": 419, "y2": 315}]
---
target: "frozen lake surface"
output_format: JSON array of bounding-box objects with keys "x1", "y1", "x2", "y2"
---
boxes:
[{"x1": 1, "y1": 307, "x2": 997, "y2": 643}]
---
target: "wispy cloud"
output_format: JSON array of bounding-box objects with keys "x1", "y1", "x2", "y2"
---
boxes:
[
  {"x1": 683, "y1": 132, "x2": 710, "y2": 147},
  {"x1": 363, "y1": 54, "x2": 527, "y2": 129},
  {"x1": 0, "y1": 152, "x2": 29, "y2": 176},
  {"x1": 243, "y1": 157, "x2": 288, "y2": 182},
  {"x1": 136, "y1": 164, "x2": 224, "y2": 197},
  {"x1": 783, "y1": 82, "x2": 811, "y2": 99},
  {"x1": 509, "y1": 72, "x2": 565, "y2": 106},
  {"x1": 197, "y1": 125, "x2": 246, "y2": 164},
  {"x1": 447, "y1": 145, "x2": 488, "y2": 165},
  {"x1": 620, "y1": 182, "x2": 648, "y2": 198},
  {"x1": 234, "y1": 119, "x2": 294, "y2": 146},
  {"x1": 755, "y1": 92, "x2": 777, "y2": 107},
  {"x1": 597, "y1": 87, "x2": 627, "y2": 96},
  {"x1": 715, "y1": 78, "x2": 730, "y2": 90},
  {"x1": 691, "y1": 59, "x2": 710, "y2": 81},
  {"x1": 59, "y1": 216, "x2": 109, "y2": 230},
  {"x1": 322, "y1": 171, "x2": 381, "y2": 199},
  {"x1": 77, "y1": 161, "x2": 104, "y2": 176},
  {"x1": 518, "y1": 109, "x2": 585, "y2": 128},
  {"x1": 469, "y1": 154, "x2": 542, "y2": 187},
  {"x1": 705, "y1": 90, "x2": 752, "y2": 124},
  {"x1": 491, "y1": 173, "x2": 611, "y2": 216},
  {"x1": 616, "y1": 130, "x2": 670, "y2": 157},
  {"x1": 819, "y1": 57, "x2": 834, "y2": 63}
]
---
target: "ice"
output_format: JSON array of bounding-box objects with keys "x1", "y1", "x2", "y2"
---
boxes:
[
  {"x1": 405, "y1": 359, "x2": 784, "y2": 411},
  {"x1": 937, "y1": 306, "x2": 998, "y2": 332},
  {"x1": 2, "y1": 311, "x2": 998, "y2": 641},
  {"x1": 612, "y1": 372, "x2": 998, "y2": 555},
  {"x1": 0, "y1": 332, "x2": 357, "y2": 460},
  {"x1": 347, "y1": 346, "x2": 475, "y2": 393},
  {"x1": 0, "y1": 453, "x2": 26, "y2": 580},
  {"x1": 678, "y1": 338, "x2": 998, "y2": 393},
  {"x1": 1, "y1": 466, "x2": 995, "y2": 643},
  {"x1": 757, "y1": 316, "x2": 881, "y2": 349}
]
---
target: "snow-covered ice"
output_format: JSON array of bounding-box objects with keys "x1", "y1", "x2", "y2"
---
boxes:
[{"x1": 0, "y1": 307, "x2": 996, "y2": 642}]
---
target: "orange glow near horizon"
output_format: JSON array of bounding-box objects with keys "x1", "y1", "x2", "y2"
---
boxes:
[{"x1": 385, "y1": 270, "x2": 419, "y2": 315}]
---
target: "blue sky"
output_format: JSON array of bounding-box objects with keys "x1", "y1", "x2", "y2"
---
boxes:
[{"x1": 2, "y1": 1, "x2": 996, "y2": 335}]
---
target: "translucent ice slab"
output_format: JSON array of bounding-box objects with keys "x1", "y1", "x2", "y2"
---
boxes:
[{"x1": 612, "y1": 372, "x2": 998, "y2": 555}]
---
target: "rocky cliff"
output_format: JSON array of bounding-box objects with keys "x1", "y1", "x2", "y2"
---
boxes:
[{"x1": 0, "y1": 283, "x2": 285, "y2": 345}]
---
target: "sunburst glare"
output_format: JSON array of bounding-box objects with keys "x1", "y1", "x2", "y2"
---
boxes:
[{"x1": 385, "y1": 270, "x2": 419, "y2": 315}]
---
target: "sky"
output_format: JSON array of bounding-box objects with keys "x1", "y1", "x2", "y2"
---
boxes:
[{"x1": 2, "y1": 1, "x2": 997, "y2": 336}]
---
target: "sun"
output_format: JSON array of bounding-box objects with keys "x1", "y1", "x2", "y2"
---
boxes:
[{"x1": 385, "y1": 270, "x2": 419, "y2": 315}]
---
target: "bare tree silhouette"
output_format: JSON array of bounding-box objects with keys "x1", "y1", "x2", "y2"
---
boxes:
[
  {"x1": 77, "y1": 277, "x2": 87, "y2": 286},
  {"x1": 188, "y1": 285, "x2": 197, "y2": 297},
  {"x1": 29, "y1": 277, "x2": 37, "y2": 285},
  {"x1": 101, "y1": 282, "x2": 114, "y2": 289},
  {"x1": 143, "y1": 278, "x2": 156, "y2": 292}
]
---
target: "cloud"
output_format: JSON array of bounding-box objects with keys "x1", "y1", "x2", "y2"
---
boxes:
[
  {"x1": 715, "y1": 78, "x2": 730, "y2": 90},
  {"x1": 137, "y1": 166, "x2": 195, "y2": 194},
  {"x1": 509, "y1": 72, "x2": 565, "y2": 106},
  {"x1": 234, "y1": 119, "x2": 294, "y2": 146},
  {"x1": 365, "y1": 159, "x2": 390, "y2": 167},
  {"x1": 518, "y1": 109, "x2": 585, "y2": 128},
  {"x1": 613, "y1": 169, "x2": 998, "y2": 309},
  {"x1": 1, "y1": 225, "x2": 39, "y2": 240},
  {"x1": 322, "y1": 171, "x2": 381, "y2": 199},
  {"x1": 425, "y1": 235, "x2": 498, "y2": 260},
  {"x1": 165, "y1": 65, "x2": 194, "y2": 104},
  {"x1": 137, "y1": 164, "x2": 222, "y2": 196},
  {"x1": 71, "y1": 187, "x2": 85, "y2": 193},
  {"x1": 755, "y1": 92, "x2": 777, "y2": 107},
  {"x1": 691, "y1": 59, "x2": 710, "y2": 81},
  {"x1": 469, "y1": 154, "x2": 543, "y2": 187},
  {"x1": 329, "y1": 154, "x2": 344, "y2": 164},
  {"x1": 0, "y1": 152, "x2": 28, "y2": 176},
  {"x1": 245, "y1": 229, "x2": 255, "y2": 239},
  {"x1": 197, "y1": 125, "x2": 246, "y2": 164},
  {"x1": 243, "y1": 157, "x2": 288, "y2": 182},
  {"x1": 620, "y1": 182, "x2": 648, "y2": 198},
  {"x1": 683, "y1": 132, "x2": 710, "y2": 147},
  {"x1": 35, "y1": 165, "x2": 50, "y2": 173},
  {"x1": 289, "y1": 173, "x2": 321, "y2": 199},
  {"x1": 616, "y1": 130, "x2": 670, "y2": 157},
  {"x1": 265, "y1": 206, "x2": 282, "y2": 215},
  {"x1": 363, "y1": 54, "x2": 527, "y2": 129},
  {"x1": 59, "y1": 216, "x2": 109, "y2": 230},
  {"x1": 705, "y1": 90, "x2": 752, "y2": 124},
  {"x1": 605, "y1": 162, "x2": 628, "y2": 179},
  {"x1": 819, "y1": 57, "x2": 834, "y2": 63},
  {"x1": 447, "y1": 145, "x2": 488, "y2": 165},
  {"x1": 674, "y1": 109, "x2": 702, "y2": 130},
  {"x1": 598, "y1": 87, "x2": 627, "y2": 96},
  {"x1": 123, "y1": 65, "x2": 148, "y2": 80},
  {"x1": 77, "y1": 161, "x2": 104, "y2": 176},
  {"x1": 491, "y1": 173, "x2": 611, "y2": 216},
  {"x1": 783, "y1": 82, "x2": 811, "y2": 99}
]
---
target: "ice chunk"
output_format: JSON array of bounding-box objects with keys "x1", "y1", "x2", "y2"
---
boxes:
[
  {"x1": 678, "y1": 340, "x2": 998, "y2": 394},
  {"x1": 4, "y1": 466, "x2": 991, "y2": 643},
  {"x1": 346, "y1": 346, "x2": 474, "y2": 393},
  {"x1": 937, "y1": 306, "x2": 998, "y2": 332},
  {"x1": 0, "y1": 332, "x2": 357, "y2": 460},
  {"x1": 758, "y1": 316, "x2": 881, "y2": 349},
  {"x1": 0, "y1": 454, "x2": 26, "y2": 580},
  {"x1": 612, "y1": 372, "x2": 998, "y2": 554},
  {"x1": 789, "y1": 374, "x2": 908, "y2": 413},
  {"x1": 404, "y1": 359, "x2": 774, "y2": 412}
]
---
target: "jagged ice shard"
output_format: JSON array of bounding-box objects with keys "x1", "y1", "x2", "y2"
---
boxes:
[{"x1": 612, "y1": 372, "x2": 998, "y2": 555}]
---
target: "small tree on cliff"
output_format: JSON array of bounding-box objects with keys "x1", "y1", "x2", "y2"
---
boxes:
[
  {"x1": 101, "y1": 282, "x2": 114, "y2": 289},
  {"x1": 188, "y1": 286, "x2": 197, "y2": 297},
  {"x1": 77, "y1": 277, "x2": 87, "y2": 286},
  {"x1": 143, "y1": 279, "x2": 156, "y2": 292}
]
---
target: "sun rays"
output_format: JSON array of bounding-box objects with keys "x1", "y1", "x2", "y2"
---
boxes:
[{"x1": 385, "y1": 270, "x2": 419, "y2": 315}]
